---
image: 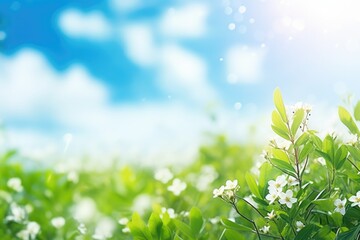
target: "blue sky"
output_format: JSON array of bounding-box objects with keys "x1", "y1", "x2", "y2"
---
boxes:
[{"x1": 0, "y1": 0, "x2": 360, "y2": 165}]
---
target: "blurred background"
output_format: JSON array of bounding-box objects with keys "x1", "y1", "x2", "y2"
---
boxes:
[{"x1": 0, "y1": 0, "x2": 360, "y2": 166}]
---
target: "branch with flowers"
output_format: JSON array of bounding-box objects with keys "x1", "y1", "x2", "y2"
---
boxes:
[{"x1": 213, "y1": 88, "x2": 360, "y2": 240}]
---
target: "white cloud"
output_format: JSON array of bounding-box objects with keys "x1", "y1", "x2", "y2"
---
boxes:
[
  {"x1": 58, "y1": 9, "x2": 112, "y2": 40},
  {"x1": 225, "y1": 45, "x2": 266, "y2": 84},
  {"x1": 159, "y1": 4, "x2": 209, "y2": 38},
  {"x1": 158, "y1": 44, "x2": 217, "y2": 103},
  {"x1": 110, "y1": 0, "x2": 140, "y2": 12},
  {"x1": 121, "y1": 24, "x2": 157, "y2": 66},
  {"x1": 0, "y1": 49, "x2": 217, "y2": 167}
]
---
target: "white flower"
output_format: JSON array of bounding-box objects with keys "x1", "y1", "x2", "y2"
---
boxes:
[
  {"x1": 7, "y1": 178, "x2": 23, "y2": 192},
  {"x1": 118, "y1": 217, "x2": 129, "y2": 225},
  {"x1": 167, "y1": 178, "x2": 186, "y2": 196},
  {"x1": 260, "y1": 225, "x2": 270, "y2": 234},
  {"x1": 6, "y1": 203, "x2": 26, "y2": 223},
  {"x1": 292, "y1": 102, "x2": 312, "y2": 113},
  {"x1": 92, "y1": 217, "x2": 115, "y2": 240},
  {"x1": 78, "y1": 223, "x2": 87, "y2": 234},
  {"x1": 266, "y1": 188, "x2": 280, "y2": 204},
  {"x1": 266, "y1": 210, "x2": 276, "y2": 220},
  {"x1": 27, "y1": 222, "x2": 40, "y2": 239},
  {"x1": 122, "y1": 227, "x2": 130, "y2": 233},
  {"x1": 161, "y1": 207, "x2": 177, "y2": 219},
  {"x1": 51, "y1": 217, "x2": 66, "y2": 229},
  {"x1": 209, "y1": 217, "x2": 220, "y2": 224},
  {"x1": 268, "y1": 175, "x2": 287, "y2": 192},
  {"x1": 296, "y1": 221, "x2": 305, "y2": 232},
  {"x1": 287, "y1": 176, "x2": 299, "y2": 186},
  {"x1": 349, "y1": 191, "x2": 360, "y2": 207},
  {"x1": 17, "y1": 221, "x2": 41, "y2": 240},
  {"x1": 224, "y1": 180, "x2": 238, "y2": 190},
  {"x1": 154, "y1": 168, "x2": 173, "y2": 184},
  {"x1": 279, "y1": 190, "x2": 297, "y2": 208},
  {"x1": 67, "y1": 171, "x2": 79, "y2": 183},
  {"x1": 213, "y1": 186, "x2": 225, "y2": 198},
  {"x1": 334, "y1": 199, "x2": 347, "y2": 215}
]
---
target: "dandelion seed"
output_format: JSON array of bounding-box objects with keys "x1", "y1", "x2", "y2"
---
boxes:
[
  {"x1": 224, "y1": 6, "x2": 233, "y2": 15},
  {"x1": 349, "y1": 191, "x2": 360, "y2": 207},
  {"x1": 279, "y1": 190, "x2": 297, "y2": 208},
  {"x1": 167, "y1": 178, "x2": 186, "y2": 196},
  {"x1": 334, "y1": 198, "x2": 347, "y2": 215},
  {"x1": 296, "y1": 221, "x2": 305, "y2": 232},
  {"x1": 228, "y1": 23, "x2": 236, "y2": 31},
  {"x1": 238, "y1": 5, "x2": 247, "y2": 14}
]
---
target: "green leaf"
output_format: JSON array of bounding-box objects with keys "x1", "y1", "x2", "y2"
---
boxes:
[
  {"x1": 274, "y1": 88, "x2": 288, "y2": 123},
  {"x1": 339, "y1": 106, "x2": 360, "y2": 135},
  {"x1": 294, "y1": 224, "x2": 320, "y2": 240},
  {"x1": 189, "y1": 207, "x2": 204, "y2": 237},
  {"x1": 258, "y1": 162, "x2": 273, "y2": 198},
  {"x1": 323, "y1": 135, "x2": 335, "y2": 161},
  {"x1": 354, "y1": 101, "x2": 360, "y2": 121},
  {"x1": 220, "y1": 218, "x2": 253, "y2": 232},
  {"x1": 335, "y1": 145, "x2": 348, "y2": 169},
  {"x1": 347, "y1": 145, "x2": 360, "y2": 161},
  {"x1": 174, "y1": 219, "x2": 194, "y2": 239},
  {"x1": 312, "y1": 199, "x2": 334, "y2": 212},
  {"x1": 270, "y1": 158, "x2": 297, "y2": 177},
  {"x1": 224, "y1": 229, "x2": 246, "y2": 240},
  {"x1": 291, "y1": 109, "x2": 305, "y2": 136},
  {"x1": 272, "y1": 110, "x2": 289, "y2": 133},
  {"x1": 299, "y1": 142, "x2": 313, "y2": 162},
  {"x1": 336, "y1": 225, "x2": 360, "y2": 240},
  {"x1": 271, "y1": 125, "x2": 290, "y2": 140},
  {"x1": 272, "y1": 148, "x2": 290, "y2": 163},
  {"x1": 245, "y1": 172, "x2": 261, "y2": 199},
  {"x1": 295, "y1": 132, "x2": 309, "y2": 147},
  {"x1": 148, "y1": 213, "x2": 163, "y2": 239},
  {"x1": 128, "y1": 212, "x2": 153, "y2": 240}
]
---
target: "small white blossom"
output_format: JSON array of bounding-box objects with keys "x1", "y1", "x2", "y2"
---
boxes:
[
  {"x1": 154, "y1": 168, "x2": 173, "y2": 184},
  {"x1": 292, "y1": 102, "x2": 312, "y2": 113},
  {"x1": 67, "y1": 171, "x2": 79, "y2": 183},
  {"x1": 296, "y1": 221, "x2": 305, "y2": 232},
  {"x1": 266, "y1": 210, "x2": 276, "y2": 220},
  {"x1": 17, "y1": 221, "x2": 41, "y2": 240},
  {"x1": 122, "y1": 227, "x2": 130, "y2": 233},
  {"x1": 161, "y1": 208, "x2": 177, "y2": 219},
  {"x1": 213, "y1": 186, "x2": 225, "y2": 198},
  {"x1": 279, "y1": 190, "x2": 297, "y2": 208},
  {"x1": 51, "y1": 217, "x2": 66, "y2": 229},
  {"x1": 334, "y1": 199, "x2": 347, "y2": 215},
  {"x1": 287, "y1": 176, "x2": 299, "y2": 186},
  {"x1": 167, "y1": 178, "x2": 186, "y2": 196},
  {"x1": 209, "y1": 217, "x2": 220, "y2": 224},
  {"x1": 118, "y1": 217, "x2": 129, "y2": 225},
  {"x1": 6, "y1": 203, "x2": 26, "y2": 223},
  {"x1": 349, "y1": 191, "x2": 360, "y2": 207},
  {"x1": 266, "y1": 189, "x2": 279, "y2": 204},
  {"x1": 260, "y1": 225, "x2": 270, "y2": 234},
  {"x1": 224, "y1": 180, "x2": 238, "y2": 190},
  {"x1": 7, "y1": 178, "x2": 23, "y2": 192},
  {"x1": 268, "y1": 175, "x2": 287, "y2": 192},
  {"x1": 78, "y1": 223, "x2": 87, "y2": 234},
  {"x1": 92, "y1": 218, "x2": 115, "y2": 240}
]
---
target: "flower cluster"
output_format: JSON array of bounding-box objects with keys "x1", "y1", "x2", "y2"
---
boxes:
[
  {"x1": 333, "y1": 191, "x2": 360, "y2": 216},
  {"x1": 213, "y1": 180, "x2": 239, "y2": 202},
  {"x1": 265, "y1": 175, "x2": 298, "y2": 208}
]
